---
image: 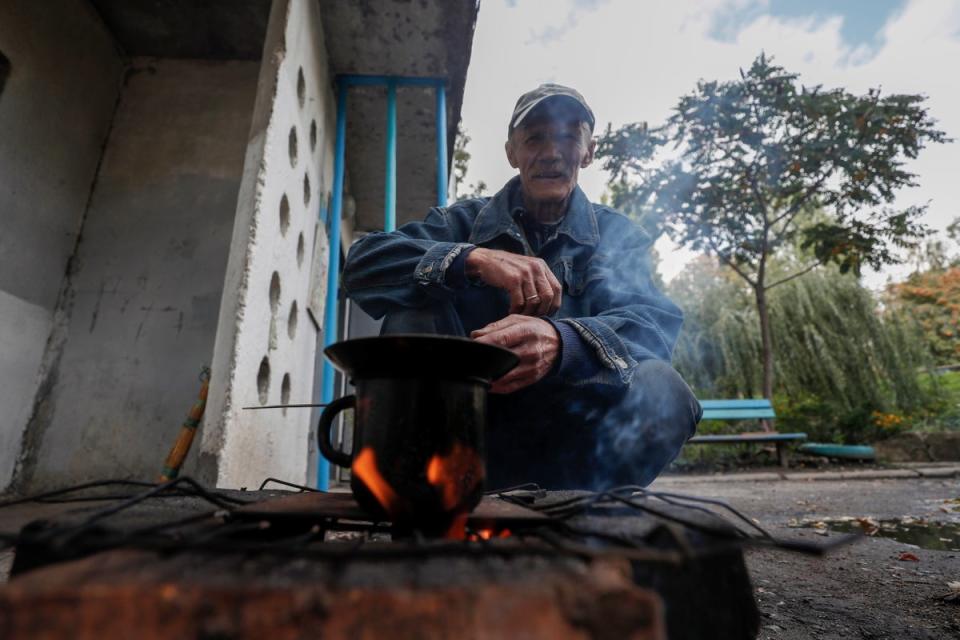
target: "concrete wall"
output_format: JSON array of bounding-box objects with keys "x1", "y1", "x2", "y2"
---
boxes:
[
  {"x1": 0, "y1": 0, "x2": 123, "y2": 491},
  {"x1": 200, "y1": 0, "x2": 336, "y2": 489},
  {"x1": 14, "y1": 59, "x2": 259, "y2": 490}
]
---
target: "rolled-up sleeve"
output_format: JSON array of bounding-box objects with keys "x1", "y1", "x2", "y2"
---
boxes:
[{"x1": 414, "y1": 242, "x2": 474, "y2": 287}]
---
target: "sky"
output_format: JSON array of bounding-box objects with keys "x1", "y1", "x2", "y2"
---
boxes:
[{"x1": 458, "y1": 0, "x2": 960, "y2": 286}]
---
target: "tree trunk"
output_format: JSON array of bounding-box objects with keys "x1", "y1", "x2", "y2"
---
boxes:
[{"x1": 754, "y1": 285, "x2": 775, "y2": 432}]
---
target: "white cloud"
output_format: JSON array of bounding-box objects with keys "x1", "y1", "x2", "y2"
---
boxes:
[{"x1": 460, "y1": 0, "x2": 960, "y2": 285}]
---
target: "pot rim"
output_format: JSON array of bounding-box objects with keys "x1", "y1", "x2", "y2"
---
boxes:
[{"x1": 324, "y1": 334, "x2": 519, "y2": 382}]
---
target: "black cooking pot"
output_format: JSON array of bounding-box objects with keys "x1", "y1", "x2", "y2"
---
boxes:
[{"x1": 317, "y1": 334, "x2": 518, "y2": 535}]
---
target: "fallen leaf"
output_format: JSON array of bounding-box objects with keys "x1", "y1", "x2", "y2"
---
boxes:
[
  {"x1": 856, "y1": 517, "x2": 880, "y2": 536},
  {"x1": 941, "y1": 581, "x2": 960, "y2": 604},
  {"x1": 898, "y1": 552, "x2": 920, "y2": 562}
]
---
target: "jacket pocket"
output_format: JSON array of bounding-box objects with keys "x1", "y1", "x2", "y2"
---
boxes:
[{"x1": 562, "y1": 259, "x2": 605, "y2": 296}]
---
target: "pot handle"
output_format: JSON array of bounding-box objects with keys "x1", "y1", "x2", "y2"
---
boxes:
[{"x1": 317, "y1": 395, "x2": 355, "y2": 468}]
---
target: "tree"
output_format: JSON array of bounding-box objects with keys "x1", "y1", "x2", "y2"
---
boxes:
[
  {"x1": 452, "y1": 124, "x2": 487, "y2": 200},
  {"x1": 886, "y1": 219, "x2": 959, "y2": 366},
  {"x1": 667, "y1": 255, "x2": 754, "y2": 395},
  {"x1": 669, "y1": 259, "x2": 931, "y2": 442},
  {"x1": 597, "y1": 54, "x2": 948, "y2": 402}
]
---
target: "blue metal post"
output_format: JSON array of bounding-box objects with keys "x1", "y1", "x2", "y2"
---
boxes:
[
  {"x1": 384, "y1": 80, "x2": 398, "y2": 232},
  {"x1": 317, "y1": 80, "x2": 348, "y2": 490},
  {"x1": 435, "y1": 83, "x2": 448, "y2": 206},
  {"x1": 315, "y1": 74, "x2": 447, "y2": 488}
]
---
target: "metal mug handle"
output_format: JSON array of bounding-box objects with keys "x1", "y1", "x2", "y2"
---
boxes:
[{"x1": 317, "y1": 395, "x2": 355, "y2": 468}]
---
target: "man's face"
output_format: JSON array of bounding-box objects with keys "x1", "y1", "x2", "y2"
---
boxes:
[{"x1": 505, "y1": 102, "x2": 596, "y2": 207}]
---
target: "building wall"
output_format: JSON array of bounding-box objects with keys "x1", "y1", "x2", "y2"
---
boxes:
[
  {"x1": 0, "y1": 0, "x2": 123, "y2": 491},
  {"x1": 14, "y1": 59, "x2": 259, "y2": 490},
  {"x1": 200, "y1": 0, "x2": 336, "y2": 488}
]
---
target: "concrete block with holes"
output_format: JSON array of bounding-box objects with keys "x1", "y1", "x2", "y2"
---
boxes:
[{"x1": 0, "y1": 0, "x2": 476, "y2": 493}]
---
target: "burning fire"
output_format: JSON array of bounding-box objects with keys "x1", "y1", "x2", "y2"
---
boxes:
[
  {"x1": 352, "y1": 447, "x2": 402, "y2": 517},
  {"x1": 352, "y1": 442, "x2": 499, "y2": 541},
  {"x1": 468, "y1": 527, "x2": 512, "y2": 541},
  {"x1": 426, "y1": 443, "x2": 485, "y2": 539},
  {"x1": 426, "y1": 442, "x2": 484, "y2": 511}
]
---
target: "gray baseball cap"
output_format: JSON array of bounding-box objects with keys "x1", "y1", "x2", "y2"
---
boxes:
[{"x1": 509, "y1": 83, "x2": 596, "y2": 133}]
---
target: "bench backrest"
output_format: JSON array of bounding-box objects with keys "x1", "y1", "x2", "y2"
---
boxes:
[{"x1": 699, "y1": 398, "x2": 775, "y2": 420}]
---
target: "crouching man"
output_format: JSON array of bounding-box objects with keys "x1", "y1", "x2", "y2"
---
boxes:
[{"x1": 343, "y1": 84, "x2": 701, "y2": 489}]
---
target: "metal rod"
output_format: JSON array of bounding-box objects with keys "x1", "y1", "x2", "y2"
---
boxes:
[
  {"x1": 243, "y1": 403, "x2": 328, "y2": 410},
  {"x1": 385, "y1": 80, "x2": 398, "y2": 232},
  {"x1": 335, "y1": 299, "x2": 353, "y2": 485},
  {"x1": 435, "y1": 82, "x2": 448, "y2": 206},
  {"x1": 318, "y1": 79, "x2": 349, "y2": 490}
]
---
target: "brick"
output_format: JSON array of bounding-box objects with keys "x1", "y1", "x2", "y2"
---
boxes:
[{"x1": 0, "y1": 550, "x2": 666, "y2": 640}]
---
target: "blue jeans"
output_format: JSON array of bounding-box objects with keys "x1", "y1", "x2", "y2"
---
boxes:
[{"x1": 381, "y1": 305, "x2": 701, "y2": 490}]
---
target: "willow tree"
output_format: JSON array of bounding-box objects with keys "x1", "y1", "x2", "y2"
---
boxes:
[
  {"x1": 668, "y1": 259, "x2": 931, "y2": 442},
  {"x1": 598, "y1": 54, "x2": 947, "y2": 401}
]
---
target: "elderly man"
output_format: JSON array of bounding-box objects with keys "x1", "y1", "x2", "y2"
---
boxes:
[{"x1": 343, "y1": 84, "x2": 701, "y2": 489}]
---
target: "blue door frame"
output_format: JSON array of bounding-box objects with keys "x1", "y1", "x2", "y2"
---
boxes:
[{"x1": 317, "y1": 74, "x2": 449, "y2": 489}]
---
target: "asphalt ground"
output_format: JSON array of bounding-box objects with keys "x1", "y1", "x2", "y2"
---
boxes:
[{"x1": 651, "y1": 469, "x2": 960, "y2": 639}]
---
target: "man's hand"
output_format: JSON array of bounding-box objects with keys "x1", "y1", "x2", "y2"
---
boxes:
[
  {"x1": 465, "y1": 248, "x2": 562, "y2": 316},
  {"x1": 471, "y1": 315, "x2": 560, "y2": 394}
]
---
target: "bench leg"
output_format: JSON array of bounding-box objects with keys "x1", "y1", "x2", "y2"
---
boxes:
[{"x1": 776, "y1": 443, "x2": 789, "y2": 468}]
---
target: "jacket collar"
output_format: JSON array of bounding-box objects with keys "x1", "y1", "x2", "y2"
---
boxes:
[{"x1": 468, "y1": 176, "x2": 599, "y2": 248}]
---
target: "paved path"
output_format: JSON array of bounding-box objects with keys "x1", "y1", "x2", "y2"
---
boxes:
[{"x1": 650, "y1": 470, "x2": 960, "y2": 639}]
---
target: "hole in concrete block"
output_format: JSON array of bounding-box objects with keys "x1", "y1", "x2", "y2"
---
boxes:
[
  {"x1": 269, "y1": 272, "x2": 281, "y2": 350},
  {"x1": 288, "y1": 300, "x2": 298, "y2": 340},
  {"x1": 303, "y1": 172, "x2": 311, "y2": 207},
  {"x1": 288, "y1": 126, "x2": 298, "y2": 168},
  {"x1": 297, "y1": 67, "x2": 306, "y2": 109},
  {"x1": 0, "y1": 51, "x2": 10, "y2": 97},
  {"x1": 269, "y1": 272, "x2": 281, "y2": 313},
  {"x1": 281, "y1": 373, "x2": 291, "y2": 416},
  {"x1": 257, "y1": 357, "x2": 270, "y2": 405},
  {"x1": 297, "y1": 232, "x2": 305, "y2": 267},
  {"x1": 279, "y1": 194, "x2": 290, "y2": 236},
  {"x1": 310, "y1": 120, "x2": 317, "y2": 153}
]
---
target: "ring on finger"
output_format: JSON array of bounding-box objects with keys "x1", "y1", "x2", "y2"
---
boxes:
[{"x1": 525, "y1": 294, "x2": 540, "y2": 301}]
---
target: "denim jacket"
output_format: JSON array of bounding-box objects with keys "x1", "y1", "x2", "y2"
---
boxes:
[{"x1": 342, "y1": 177, "x2": 683, "y2": 389}]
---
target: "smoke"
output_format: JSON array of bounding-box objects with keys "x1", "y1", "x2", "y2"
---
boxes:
[
  {"x1": 590, "y1": 359, "x2": 700, "y2": 490},
  {"x1": 565, "y1": 216, "x2": 699, "y2": 490}
]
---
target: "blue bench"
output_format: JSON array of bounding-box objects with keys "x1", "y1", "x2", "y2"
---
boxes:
[{"x1": 687, "y1": 399, "x2": 807, "y2": 467}]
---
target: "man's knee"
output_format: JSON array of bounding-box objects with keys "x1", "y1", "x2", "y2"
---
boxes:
[
  {"x1": 628, "y1": 359, "x2": 702, "y2": 439},
  {"x1": 594, "y1": 359, "x2": 701, "y2": 487}
]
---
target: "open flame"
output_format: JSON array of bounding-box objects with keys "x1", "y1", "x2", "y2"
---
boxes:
[
  {"x1": 352, "y1": 447, "x2": 402, "y2": 517},
  {"x1": 426, "y1": 442, "x2": 484, "y2": 539},
  {"x1": 426, "y1": 442, "x2": 484, "y2": 511},
  {"x1": 468, "y1": 527, "x2": 512, "y2": 541},
  {"x1": 352, "y1": 442, "x2": 498, "y2": 540}
]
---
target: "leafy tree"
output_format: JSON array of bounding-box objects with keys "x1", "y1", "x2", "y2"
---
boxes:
[
  {"x1": 597, "y1": 54, "x2": 948, "y2": 402},
  {"x1": 669, "y1": 259, "x2": 931, "y2": 442},
  {"x1": 668, "y1": 255, "x2": 754, "y2": 395},
  {"x1": 452, "y1": 124, "x2": 487, "y2": 200},
  {"x1": 887, "y1": 219, "x2": 960, "y2": 365},
  {"x1": 887, "y1": 266, "x2": 960, "y2": 365}
]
